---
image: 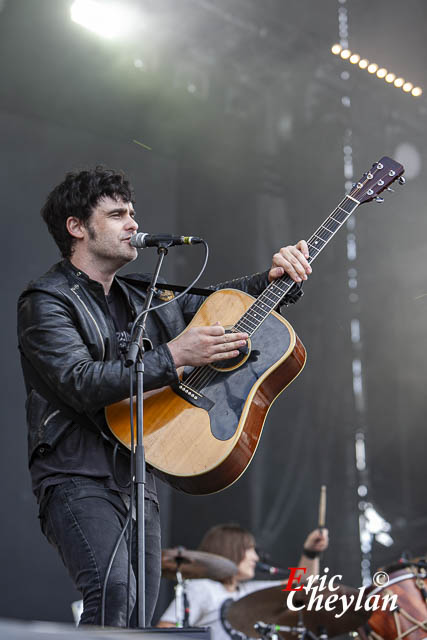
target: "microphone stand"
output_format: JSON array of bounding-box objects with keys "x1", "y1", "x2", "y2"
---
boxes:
[{"x1": 125, "y1": 245, "x2": 169, "y2": 628}]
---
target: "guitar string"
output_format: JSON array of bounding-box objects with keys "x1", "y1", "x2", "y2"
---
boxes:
[
  {"x1": 183, "y1": 166, "x2": 385, "y2": 393},
  {"x1": 185, "y1": 296, "x2": 282, "y2": 390},
  {"x1": 186, "y1": 323, "x2": 250, "y2": 389},
  {"x1": 185, "y1": 364, "x2": 213, "y2": 390},
  {"x1": 185, "y1": 194, "x2": 359, "y2": 392}
]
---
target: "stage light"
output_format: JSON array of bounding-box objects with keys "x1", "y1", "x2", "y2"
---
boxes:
[
  {"x1": 70, "y1": 0, "x2": 135, "y2": 39},
  {"x1": 330, "y1": 44, "x2": 422, "y2": 97},
  {"x1": 363, "y1": 506, "x2": 383, "y2": 533},
  {"x1": 355, "y1": 434, "x2": 366, "y2": 471},
  {"x1": 394, "y1": 142, "x2": 421, "y2": 180},
  {"x1": 375, "y1": 532, "x2": 394, "y2": 547}
]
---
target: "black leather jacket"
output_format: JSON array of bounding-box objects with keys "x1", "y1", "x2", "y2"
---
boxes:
[{"x1": 18, "y1": 259, "x2": 270, "y2": 465}]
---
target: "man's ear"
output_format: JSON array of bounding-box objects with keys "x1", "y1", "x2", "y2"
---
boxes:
[{"x1": 66, "y1": 216, "x2": 85, "y2": 240}]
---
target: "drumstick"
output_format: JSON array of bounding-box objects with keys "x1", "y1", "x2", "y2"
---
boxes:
[{"x1": 318, "y1": 485, "x2": 327, "y2": 530}]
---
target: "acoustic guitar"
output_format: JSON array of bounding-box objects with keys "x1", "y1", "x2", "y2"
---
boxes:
[{"x1": 105, "y1": 157, "x2": 404, "y2": 494}]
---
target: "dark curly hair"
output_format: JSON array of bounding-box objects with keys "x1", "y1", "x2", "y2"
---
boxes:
[{"x1": 41, "y1": 166, "x2": 134, "y2": 258}]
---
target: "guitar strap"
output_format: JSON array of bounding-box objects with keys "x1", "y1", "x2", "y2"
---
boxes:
[
  {"x1": 149, "y1": 281, "x2": 304, "y2": 306},
  {"x1": 149, "y1": 282, "x2": 214, "y2": 297}
]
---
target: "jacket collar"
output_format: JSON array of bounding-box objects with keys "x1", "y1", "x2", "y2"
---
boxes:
[{"x1": 61, "y1": 259, "x2": 108, "y2": 296}]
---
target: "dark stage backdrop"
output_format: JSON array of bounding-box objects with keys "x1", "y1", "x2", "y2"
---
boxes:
[
  {"x1": 0, "y1": 109, "x2": 180, "y2": 621},
  {"x1": 0, "y1": 0, "x2": 426, "y2": 628}
]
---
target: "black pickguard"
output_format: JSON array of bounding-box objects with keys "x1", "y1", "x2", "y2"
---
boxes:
[{"x1": 183, "y1": 313, "x2": 292, "y2": 441}]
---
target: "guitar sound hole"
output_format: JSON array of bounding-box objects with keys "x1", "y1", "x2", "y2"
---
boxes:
[{"x1": 210, "y1": 339, "x2": 252, "y2": 372}]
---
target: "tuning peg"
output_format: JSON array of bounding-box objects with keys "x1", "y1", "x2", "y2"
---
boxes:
[
  {"x1": 375, "y1": 196, "x2": 384, "y2": 203},
  {"x1": 387, "y1": 187, "x2": 394, "y2": 192},
  {"x1": 398, "y1": 176, "x2": 406, "y2": 185}
]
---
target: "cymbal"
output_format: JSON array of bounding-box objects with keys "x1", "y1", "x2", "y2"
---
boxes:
[
  {"x1": 162, "y1": 547, "x2": 237, "y2": 581},
  {"x1": 227, "y1": 583, "x2": 372, "y2": 639}
]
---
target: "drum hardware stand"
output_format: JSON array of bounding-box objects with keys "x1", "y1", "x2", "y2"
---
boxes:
[
  {"x1": 254, "y1": 621, "x2": 282, "y2": 640},
  {"x1": 254, "y1": 620, "x2": 324, "y2": 640},
  {"x1": 173, "y1": 556, "x2": 190, "y2": 628},
  {"x1": 414, "y1": 564, "x2": 427, "y2": 602}
]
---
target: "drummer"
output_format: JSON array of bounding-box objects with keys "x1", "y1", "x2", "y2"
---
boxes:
[{"x1": 157, "y1": 523, "x2": 329, "y2": 637}]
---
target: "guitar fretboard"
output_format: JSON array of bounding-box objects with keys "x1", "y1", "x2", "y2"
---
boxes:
[{"x1": 234, "y1": 194, "x2": 359, "y2": 336}]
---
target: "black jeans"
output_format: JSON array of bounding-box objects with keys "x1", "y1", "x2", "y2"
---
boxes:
[{"x1": 39, "y1": 477, "x2": 161, "y2": 627}]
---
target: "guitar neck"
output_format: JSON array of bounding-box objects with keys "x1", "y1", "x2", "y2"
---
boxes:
[{"x1": 234, "y1": 194, "x2": 360, "y2": 336}]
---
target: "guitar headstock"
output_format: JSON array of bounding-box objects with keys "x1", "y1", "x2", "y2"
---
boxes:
[{"x1": 349, "y1": 156, "x2": 405, "y2": 204}]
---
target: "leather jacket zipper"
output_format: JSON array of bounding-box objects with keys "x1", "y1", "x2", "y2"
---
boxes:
[
  {"x1": 43, "y1": 409, "x2": 60, "y2": 426},
  {"x1": 70, "y1": 285, "x2": 106, "y2": 360}
]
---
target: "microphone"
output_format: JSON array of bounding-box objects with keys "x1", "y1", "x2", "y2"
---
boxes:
[
  {"x1": 256, "y1": 561, "x2": 289, "y2": 577},
  {"x1": 130, "y1": 233, "x2": 203, "y2": 248}
]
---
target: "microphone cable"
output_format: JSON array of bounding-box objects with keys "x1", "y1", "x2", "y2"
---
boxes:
[{"x1": 128, "y1": 240, "x2": 209, "y2": 347}]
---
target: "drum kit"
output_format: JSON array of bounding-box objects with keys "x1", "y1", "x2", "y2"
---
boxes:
[{"x1": 162, "y1": 548, "x2": 427, "y2": 640}]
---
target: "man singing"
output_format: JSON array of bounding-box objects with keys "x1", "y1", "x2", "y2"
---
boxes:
[{"x1": 17, "y1": 166, "x2": 312, "y2": 627}]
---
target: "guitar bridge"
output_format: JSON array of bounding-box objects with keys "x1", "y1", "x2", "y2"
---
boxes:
[{"x1": 172, "y1": 382, "x2": 215, "y2": 411}]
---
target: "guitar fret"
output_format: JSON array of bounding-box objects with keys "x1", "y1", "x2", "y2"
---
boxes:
[
  {"x1": 270, "y1": 282, "x2": 287, "y2": 298},
  {"x1": 308, "y1": 239, "x2": 323, "y2": 251},
  {"x1": 259, "y1": 290, "x2": 281, "y2": 305},
  {"x1": 312, "y1": 232, "x2": 326, "y2": 246},
  {"x1": 331, "y1": 208, "x2": 348, "y2": 223},
  {"x1": 252, "y1": 299, "x2": 271, "y2": 313},
  {"x1": 308, "y1": 244, "x2": 320, "y2": 258},
  {"x1": 316, "y1": 230, "x2": 331, "y2": 242},
  {"x1": 269, "y1": 286, "x2": 289, "y2": 300},
  {"x1": 262, "y1": 292, "x2": 282, "y2": 305},
  {"x1": 346, "y1": 194, "x2": 360, "y2": 204},
  {"x1": 323, "y1": 218, "x2": 341, "y2": 232},
  {"x1": 239, "y1": 315, "x2": 258, "y2": 329},
  {"x1": 319, "y1": 225, "x2": 333, "y2": 238},
  {"x1": 341, "y1": 197, "x2": 356, "y2": 212},
  {"x1": 236, "y1": 319, "x2": 256, "y2": 333},
  {"x1": 254, "y1": 301, "x2": 272, "y2": 312},
  {"x1": 249, "y1": 308, "x2": 267, "y2": 321}
]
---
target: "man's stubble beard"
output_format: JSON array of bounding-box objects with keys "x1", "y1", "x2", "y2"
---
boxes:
[{"x1": 86, "y1": 221, "x2": 137, "y2": 267}]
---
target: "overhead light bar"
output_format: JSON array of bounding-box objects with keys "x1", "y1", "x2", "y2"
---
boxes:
[
  {"x1": 331, "y1": 44, "x2": 423, "y2": 97},
  {"x1": 70, "y1": 0, "x2": 135, "y2": 39}
]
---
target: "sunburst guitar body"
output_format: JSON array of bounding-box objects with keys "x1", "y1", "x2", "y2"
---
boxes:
[{"x1": 105, "y1": 288, "x2": 306, "y2": 495}]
